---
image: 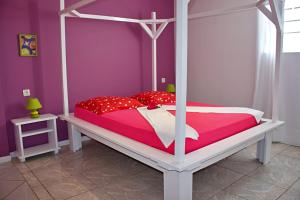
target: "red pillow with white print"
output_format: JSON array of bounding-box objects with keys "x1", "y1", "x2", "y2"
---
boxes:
[
  {"x1": 132, "y1": 91, "x2": 176, "y2": 105},
  {"x1": 76, "y1": 96, "x2": 144, "y2": 115}
]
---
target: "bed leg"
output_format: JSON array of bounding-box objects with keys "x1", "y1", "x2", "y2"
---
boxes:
[
  {"x1": 164, "y1": 170, "x2": 193, "y2": 200},
  {"x1": 257, "y1": 131, "x2": 272, "y2": 164},
  {"x1": 68, "y1": 124, "x2": 82, "y2": 152}
]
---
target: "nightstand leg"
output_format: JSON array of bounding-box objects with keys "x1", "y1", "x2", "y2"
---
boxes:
[
  {"x1": 68, "y1": 124, "x2": 82, "y2": 152},
  {"x1": 15, "y1": 125, "x2": 25, "y2": 162}
]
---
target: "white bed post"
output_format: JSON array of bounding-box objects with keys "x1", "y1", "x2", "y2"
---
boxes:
[
  {"x1": 60, "y1": 0, "x2": 70, "y2": 116},
  {"x1": 60, "y1": 0, "x2": 82, "y2": 152},
  {"x1": 164, "y1": 0, "x2": 192, "y2": 200},
  {"x1": 257, "y1": 0, "x2": 283, "y2": 164},
  {"x1": 270, "y1": 0, "x2": 283, "y2": 123},
  {"x1": 174, "y1": 0, "x2": 188, "y2": 165},
  {"x1": 152, "y1": 12, "x2": 158, "y2": 91}
]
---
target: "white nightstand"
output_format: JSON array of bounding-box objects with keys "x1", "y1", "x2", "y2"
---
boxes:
[{"x1": 11, "y1": 114, "x2": 59, "y2": 162}]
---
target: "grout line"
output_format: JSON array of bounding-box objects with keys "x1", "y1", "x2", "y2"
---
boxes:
[
  {"x1": 63, "y1": 190, "x2": 88, "y2": 200},
  {"x1": 12, "y1": 161, "x2": 53, "y2": 200},
  {"x1": 274, "y1": 177, "x2": 300, "y2": 200},
  {"x1": 29, "y1": 168, "x2": 56, "y2": 200},
  {"x1": 1, "y1": 181, "x2": 25, "y2": 199},
  {"x1": 221, "y1": 174, "x2": 248, "y2": 191},
  {"x1": 24, "y1": 181, "x2": 40, "y2": 200}
]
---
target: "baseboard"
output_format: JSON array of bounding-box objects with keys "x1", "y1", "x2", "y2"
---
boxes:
[
  {"x1": 10, "y1": 136, "x2": 91, "y2": 158},
  {"x1": 0, "y1": 155, "x2": 11, "y2": 164}
]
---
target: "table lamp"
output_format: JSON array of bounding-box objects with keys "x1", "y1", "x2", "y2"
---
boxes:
[
  {"x1": 166, "y1": 84, "x2": 176, "y2": 93},
  {"x1": 26, "y1": 98, "x2": 42, "y2": 118}
]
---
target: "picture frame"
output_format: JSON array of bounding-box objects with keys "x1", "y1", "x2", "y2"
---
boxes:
[{"x1": 18, "y1": 33, "x2": 38, "y2": 57}]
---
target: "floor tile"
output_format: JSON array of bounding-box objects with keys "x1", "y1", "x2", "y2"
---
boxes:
[
  {"x1": 0, "y1": 180, "x2": 24, "y2": 199},
  {"x1": 2, "y1": 141, "x2": 298, "y2": 200},
  {"x1": 267, "y1": 155, "x2": 300, "y2": 176},
  {"x1": 25, "y1": 153, "x2": 60, "y2": 171},
  {"x1": 249, "y1": 162, "x2": 299, "y2": 189},
  {"x1": 0, "y1": 162, "x2": 24, "y2": 181},
  {"x1": 43, "y1": 177, "x2": 87, "y2": 200},
  {"x1": 57, "y1": 143, "x2": 107, "y2": 163},
  {"x1": 194, "y1": 165, "x2": 243, "y2": 189},
  {"x1": 209, "y1": 191, "x2": 246, "y2": 200},
  {"x1": 67, "y1": 189, "x2": 114, "y2": 200},
  {"x1": 245, "y1": 143, "x2": 291, "y2": 158},
  {"x1": 59, "y1": 155, "x2": 110, "y2": 174},
  {"x1": 82, "y1": 155, "x2": 149, "y2": 187},
  {"x1": 104, "y1": 175, "x2": 163, "y2": 200},
  {"x1": 4, "y1": 182, "x2": 38, "y2": 200},
  {"x1": 13, "y1": 161, "x2": 31, "y2": 174},
  {"x1": 225, "y1": 176, "x2": 285, "y2": 200},
  {"x1": 269, "y1": 143, "x2": 290, "y2": 156},
  {"x1": 22, "y1": 171, "x2": 42, "y2": 188},
  {"x1": 32, "y1": 163, "x2": 71, "y2": 185},
  {"x1": 277, "y1": 179, "x2": 300, "y2": 200},
  {"x1": 217, "y1": 155, "x2": 261, "y2": 175},
  {"x1": 31, "y1": 185, "x2": 53, "y2": 200},
  {"x1": 193, "y1": 182, "x2": 221, "y2": 200},
  {"x1": 280, "y1": 146, "x2": 300, "y2": 160}
]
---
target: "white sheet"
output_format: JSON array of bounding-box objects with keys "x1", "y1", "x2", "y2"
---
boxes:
[
  {"x1": 137, "y1": 106, "x2": 264, "y2": 148},
  {"x1": 162, "y1": 106, "x2": 264, "y2": 123},
  {"x1": 137, "y1": 107, "x2": 199, "y2": 148}
]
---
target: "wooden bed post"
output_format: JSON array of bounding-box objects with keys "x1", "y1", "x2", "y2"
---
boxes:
[
  {"x1": 164, "y1": 170, "x2": 193, "y2": 200},
  {"x1": 68, "y1": 124, "x2": 82, "y2": 152},
  {"x1": 256, "y1": 0, "x2": 283, "y2": 164},
  {"x1": 270, "y1": 0, "x2": 283, "y2": 123},
  {"x1": 60, "y1": 0, "x2": 70, "y2": 116},
  {"x1": 152, "y1": 12, "x2": 158, "y2": 91},
  {"x1": 166, "y1": 0, "x2": 193, "y2": 200},
  {"x1": 174, "y1": 0, "x2": 188, "y2": 163},
  {"x1": 257, "y1": 131, "x2": 272, "y2": 164}
]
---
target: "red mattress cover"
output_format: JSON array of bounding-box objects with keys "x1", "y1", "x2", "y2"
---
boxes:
[{"x1": 74, "y1": 102, "x2": 258, "y2": 154}]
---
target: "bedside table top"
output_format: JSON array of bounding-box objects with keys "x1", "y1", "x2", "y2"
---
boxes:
[{"x1": 11, "y1": 114, "x2": 57, "y2": 126}]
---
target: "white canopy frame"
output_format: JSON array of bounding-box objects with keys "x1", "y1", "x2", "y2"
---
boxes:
[{"x1": 59, "y1": 0, "x2": 284, "y2": 199}]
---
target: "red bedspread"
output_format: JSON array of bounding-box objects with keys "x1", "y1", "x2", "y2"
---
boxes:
[{"x1": 74, "y1": 102, "x2": 258, "y2": 154}]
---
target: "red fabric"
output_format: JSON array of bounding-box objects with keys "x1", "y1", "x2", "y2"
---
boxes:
[
  {"x1": 76, "y1": 96, "x2": 144, "y2": 115},
  {"x1": 132, "y1": 91, "x2": 175, "y2": 105},
  {"x1": 75, "y1": 101, "x2": 258, "y2": 155}
]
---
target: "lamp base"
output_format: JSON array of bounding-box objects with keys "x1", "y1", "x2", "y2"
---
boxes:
[{"x1": 30, "y1": 110, "x2": 40, "y2": 118}]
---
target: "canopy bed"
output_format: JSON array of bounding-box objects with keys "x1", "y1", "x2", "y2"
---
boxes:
[{"x1": 59, "y1": 0, "x2": 284, "y2": 200}]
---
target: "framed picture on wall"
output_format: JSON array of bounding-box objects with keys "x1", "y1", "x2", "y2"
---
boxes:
[{"x1": 18, "y1": 33, "x2": 38, "y2": 57}]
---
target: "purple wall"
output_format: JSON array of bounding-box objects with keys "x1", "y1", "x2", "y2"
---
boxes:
[
  {"x1": 0, "y1": 78, "x2": 9, "y2": 157},
  {"x1": 0, "y1": 0, "x2": 174, "y2": 155}
]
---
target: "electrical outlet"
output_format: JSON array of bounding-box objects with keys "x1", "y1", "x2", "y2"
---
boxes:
[
  {"x1": 161, "y1": 78, "x2": 166, "y2": 83},
  {"x1": 23, "y1": 89, "x2": 30, "y2": 97}
]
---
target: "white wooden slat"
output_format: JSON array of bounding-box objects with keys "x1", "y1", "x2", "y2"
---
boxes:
[
  {"x1": 60, "y1": 0, "x2": 70, "y2": 116},
  {"x1": 139, "y1": 23, "x2": 154, "y2": 38},
  {"x1": 175, "y1": 0, "x2": 189, "y2": 163},
  {"x1": 151, "y1": 12, "x2": 158, "y2": 91},
  {"x1": 153, "y1": 22, "x2": 169, "y2": 40},
  {"x1": 59, "y1": 0, "x2": 96, "y2": 15}
]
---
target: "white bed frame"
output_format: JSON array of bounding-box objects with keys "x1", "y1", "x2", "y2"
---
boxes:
[{"x1": 59, "y1": 0, "x2": 284, "y2": 199}]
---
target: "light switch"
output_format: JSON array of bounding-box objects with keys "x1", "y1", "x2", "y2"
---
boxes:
[
  {"x1": 161, "y1": 78, "x2": 166, "y2": 83},
  {"x1": 23, "y1": 89, "x2": 30, "y2": 97}
]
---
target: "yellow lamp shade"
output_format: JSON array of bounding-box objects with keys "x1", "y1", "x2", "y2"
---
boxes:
[
  {"x1": 166, "y1": 84, "x2": 176, "y2": 93},
  {"x1": 26, "y1": 98, "x2": 42, "y2": 118},
  {"x1": 26, "y1": 98, "x2": 42, "y2": 110}
]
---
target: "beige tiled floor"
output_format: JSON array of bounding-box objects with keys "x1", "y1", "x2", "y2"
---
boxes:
[{"x1": 1, "y1": 141, "x2": 300, "y2": 200}]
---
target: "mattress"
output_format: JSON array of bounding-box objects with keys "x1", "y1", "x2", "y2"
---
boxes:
[{"x1": 74, "y1": 102, "x2": 258, "y2": 154}]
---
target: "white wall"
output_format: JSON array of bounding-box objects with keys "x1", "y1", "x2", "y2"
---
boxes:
[
  {"x1": 278, "y1": 53, "x2": 300, "y2": 146},
  {"x1": 187, "y1": 0, "x2": 258, "y2": 107}
]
